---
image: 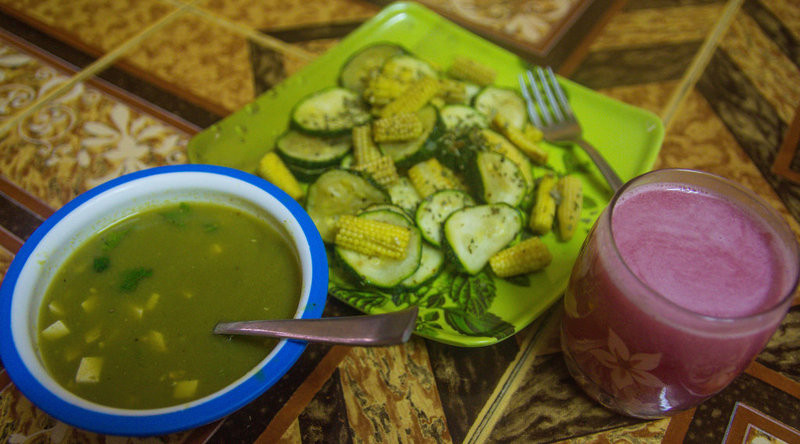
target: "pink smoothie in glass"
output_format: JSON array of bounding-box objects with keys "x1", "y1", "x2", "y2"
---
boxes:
[{"x1": 561, "y1": 176, "x2": 798, "y2": 417}]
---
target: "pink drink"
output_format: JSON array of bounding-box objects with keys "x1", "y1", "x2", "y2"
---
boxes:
[{"x1": 561, "y1": 169, "x2": 799, "y2": 418}]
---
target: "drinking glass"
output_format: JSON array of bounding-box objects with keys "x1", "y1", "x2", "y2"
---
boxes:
[{"x1": 561, "y1": 169, "x2": 800, "y2": 418}]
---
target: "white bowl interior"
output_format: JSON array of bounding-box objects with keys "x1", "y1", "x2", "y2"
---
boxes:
[{"x1": 9, "y1": 171, "x2": 316, "y2": 415}]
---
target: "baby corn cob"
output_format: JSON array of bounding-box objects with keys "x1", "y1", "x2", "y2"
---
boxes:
[
  {"x1": 353, "y1": 155, "x2": 399, "y2": 187},
  {"x1": 447, "y1": 56, "x2": 496, "y2": 86},
  {"x1": 379, "y1": 76, "x2": 440, "y2": 117},
  {"x1": 529, "y1": 175, "x2": 557, "y2": 234},
  {"x1": 373, "y1": 112, "x2": 424, "y2": 142},
  {"x1": 438, "y1": 78, "x2": 469, "y2": 104},
  {"x1": 493, "y1": 114, "x2": 548, "y2": 164},
  {"x1": 363, "y1": 74, "x2": 408, "y2": 107},
  {"x1": 489, "y1": 237, "x2": 552, "y2": 277},
  {"x1": 556, "y1": 175, "x2": 583, "y2": 241},
  {"x1": 407, "y1": 158, "x2": 462, "y2": 198},
  {"x1": 258, "y1": 151, "x2": 304, "y2": 200},
  {"x1": 334, "y1": 215, "x2": 411, "y2": 259},
  {"x1": 522, "y1": 123, "x2": 544, "y2": 142},
  {"x1": 352, "y1": 125, "x2": 382, "y2": 165}
]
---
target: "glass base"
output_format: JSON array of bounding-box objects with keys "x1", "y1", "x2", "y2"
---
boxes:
[{"x1": 560, "y1": 330, "x2": 675, "y2": 419}]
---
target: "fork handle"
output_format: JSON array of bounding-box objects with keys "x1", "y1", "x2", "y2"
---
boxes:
[{"x1": 574, "y1": 138, "x2": 624, "y2": 192}]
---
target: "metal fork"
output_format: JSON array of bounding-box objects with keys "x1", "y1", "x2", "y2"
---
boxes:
[{"x1": 519, "y1": 67, "x2": 624, "y2": 192}]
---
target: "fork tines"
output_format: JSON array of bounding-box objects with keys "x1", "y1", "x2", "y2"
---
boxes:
[{"x1": 518, "y1": 66, "x2": 573, "y2": 128}]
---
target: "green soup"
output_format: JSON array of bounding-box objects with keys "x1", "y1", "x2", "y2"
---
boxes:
[{"x1": 37, "y1": 202, "x2": 302, "y2": 409}]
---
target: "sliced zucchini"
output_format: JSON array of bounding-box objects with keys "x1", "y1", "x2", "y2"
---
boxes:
[
  {"x1": 379, "y1": 105, "x2": 440, "y2": 168},
  {"x1": 415, "y1": 189, "x2": 474, "y2": 247},
  {"x1": 292, "y1": 87, "x2": 371, "y2": 135},
  {"x1": 305, "y1": 169, "x2": 389, "y2": 242},
  {"x1": 473, "y1": 86, "x2": 527, "y2": 129},
  {"x1": 363, "y1": 203, "x2": 414, "y2": 223},
  {"x1": 287, "y1": 163, "x2": 327, "y2": 183},
  {"x1": 440, "y1": 105, "x2": 488, "y2": 132},
  {"x1": 335, "y1": 209, "x2": 422, "y2": 288},
  {"x1": 381, "y1": 54, "x2": 438, "y2": 82},
  {"x1": 443, "y1": 204, "x2": 523, "y2": 275},
  {"x1": 399, "y1": 242, "x2": 445, "y2": 289},
  {"x1": 387, "y1": 177, "x2": 422, "y2": 214},
  {"x1": 468, "y1": 150, "x2": 528, "y2": 207},
  {"x1": 339, "y1": 43, "x2": 407, "y2": 93},
  {"x1": 276, "y1": 130, "x2": 351, "y2": 169}
]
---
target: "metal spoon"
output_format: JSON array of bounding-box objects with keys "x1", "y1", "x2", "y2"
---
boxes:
[{"x1": 213, "y1": 306, "x2": 419, "y2": 346}]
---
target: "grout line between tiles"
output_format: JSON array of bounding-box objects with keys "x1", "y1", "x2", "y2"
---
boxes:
[
  {"x1": 659, "y1": 0, "x2": 743, "y2": 132},
  {"x1": 0, "y1": 1, "x2": 196, "y2": 139},
  {"x1": 158, "y1": 0, "x2": 316, "y2": 62}
]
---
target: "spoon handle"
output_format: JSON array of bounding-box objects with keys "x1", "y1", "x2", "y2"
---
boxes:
[{"x1": 213, "y1": 306, "x2": 419, "y2": 346}]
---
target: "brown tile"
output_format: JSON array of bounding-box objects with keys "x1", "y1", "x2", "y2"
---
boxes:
[
  {"x1": 337, "y1": 338, "x2": 452, "y2": 443},
  {"x1": 655, "y1": 87, "x2": 800, "y2": 239},
  {"x1": 0, "y1": 0, "x2": 176, "y2": 55},
  {"x1": 720, "y1": 8, "x2": 800, "y2": 124},
  {"x1": 590, "y1": 3, "x2": 725, "y2": 50},
  {"x1": 194, "y1": 0, "x2": 378, "y2": 30}
]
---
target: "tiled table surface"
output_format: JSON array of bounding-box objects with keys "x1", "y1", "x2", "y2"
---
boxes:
[{"x1": 1, "y1": 0, "x2": 800, "y2": 442}]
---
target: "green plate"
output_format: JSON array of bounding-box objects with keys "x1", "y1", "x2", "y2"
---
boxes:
[{"x1": 187, "y1": 1, "x2": 664, "y2": 347}]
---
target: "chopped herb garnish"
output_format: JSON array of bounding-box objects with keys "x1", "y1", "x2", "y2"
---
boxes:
[
  {"x1": 93, "y1": 256, "x2": 110, "y2": 273},
  {"x1": 203, "y1": 222, "x2": 219, "y2": 232},
  {"x1": 120, "y1": 267, "x2": 153, "y2": 292},
  {"x1": 102, "y1": 228, "x2": 131, "y2": 251}
]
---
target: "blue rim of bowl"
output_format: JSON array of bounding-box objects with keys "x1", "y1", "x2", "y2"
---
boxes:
[{"x1": 0, "y1": 164, "x2": 328, "y2": 436}]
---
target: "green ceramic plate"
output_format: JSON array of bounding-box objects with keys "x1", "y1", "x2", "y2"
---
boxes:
[{"x1": 187, "y1": 1, "x2": 664, "y2": 347}]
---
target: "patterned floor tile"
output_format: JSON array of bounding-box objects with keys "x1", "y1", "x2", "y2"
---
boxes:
[{"x1": 0, "y1": 38, "x2": 191, "y2": 209}]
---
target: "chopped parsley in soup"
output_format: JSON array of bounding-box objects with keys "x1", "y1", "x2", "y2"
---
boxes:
[{"x1": 37, "y1": 202, "x2": 302, "y2": 409}]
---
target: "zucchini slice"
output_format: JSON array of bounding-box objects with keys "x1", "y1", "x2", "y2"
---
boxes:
[
  {"x1": 292, "y1": 87, "x2": 371, "y2": 135},
  {"x1": 443, "y1": 204, "x2": 523, "y2": 275},
  {"x1": 399, "y1": 242, "x2": 445, "y2": 289},
  {"x1": 379, "y1": 105, "x2": 440, "y2": 168},
  {"x1": 339, "y1": 43, "x2": 406, "y2": 93},
  {"x1": 335, "y1": 209, "x2": 422, "y2": 288},
  {"x1": 440, "y1": 105, "x2": 489, "y2": 132},
  {"x1": 415, "y1": 189, "x2": 474, "y2": 247},
  {"x1": 363, "y1": 203, "x2": 414, "y2": 223},
  {"x1": 468, "y1": 150, "x2": 529, "y2": 207},
  {"x1": 381, "y1": 54, "x2": 438, "y2": 81},
  {"x1": 305, "y1": 169, "x2": 389, "y2": 242},
  {"x1": 387, "y1": 177, "x2": 422, "y2": 214},
  {"x1": 473, "y1": 86, "x2": 527, "y2": 129},
  {"x1": 276, "y1": 130, "x2": 351, "y2": 169}
]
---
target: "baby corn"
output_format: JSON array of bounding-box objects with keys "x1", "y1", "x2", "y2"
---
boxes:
[
  {"x1": 529, "y1": 175, "x2": 557, "y2": 234},
  {"x1": 373, "y1": 112, "x2": 424, "y2": 142},
  {"x1": 379, "y1": 76, "x2": 439, "y2": 117},
  {"x1": 493, "y1": 114, "x2": 548, "y2": 165},
  {"x1": 335, "y1": 215, "x2": 411, "y2": 259},
  {"x1": 257, "y1": 151, "x2": 304, "y2": 200},
  {"x1": 363, "y1": 74, "x2": 408, "y2": 107},
  {"x1": 556, "y1": 175, "x2": 583, "y2": 241},
  {"x1": 353, "y1": 155, "x2": 400, "y2": 187},
  {"x1": 352, "y1": 125, "x2": 382, "y2": 165},
  {"x1": 489, "y1": 237, "x2": 552, "y2": 277},
  {"x1": 447, "y1": 56, "x2": 496, "y2": 86}
]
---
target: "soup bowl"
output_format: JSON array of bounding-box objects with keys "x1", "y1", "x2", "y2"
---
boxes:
[{"x1": 0, "y1": 164, "x2": 328, "y2": 436}]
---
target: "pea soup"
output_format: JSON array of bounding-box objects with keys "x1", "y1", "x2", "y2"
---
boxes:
[{"x1": 37, "y1": 202, "x2": 302, "y2": 409}]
